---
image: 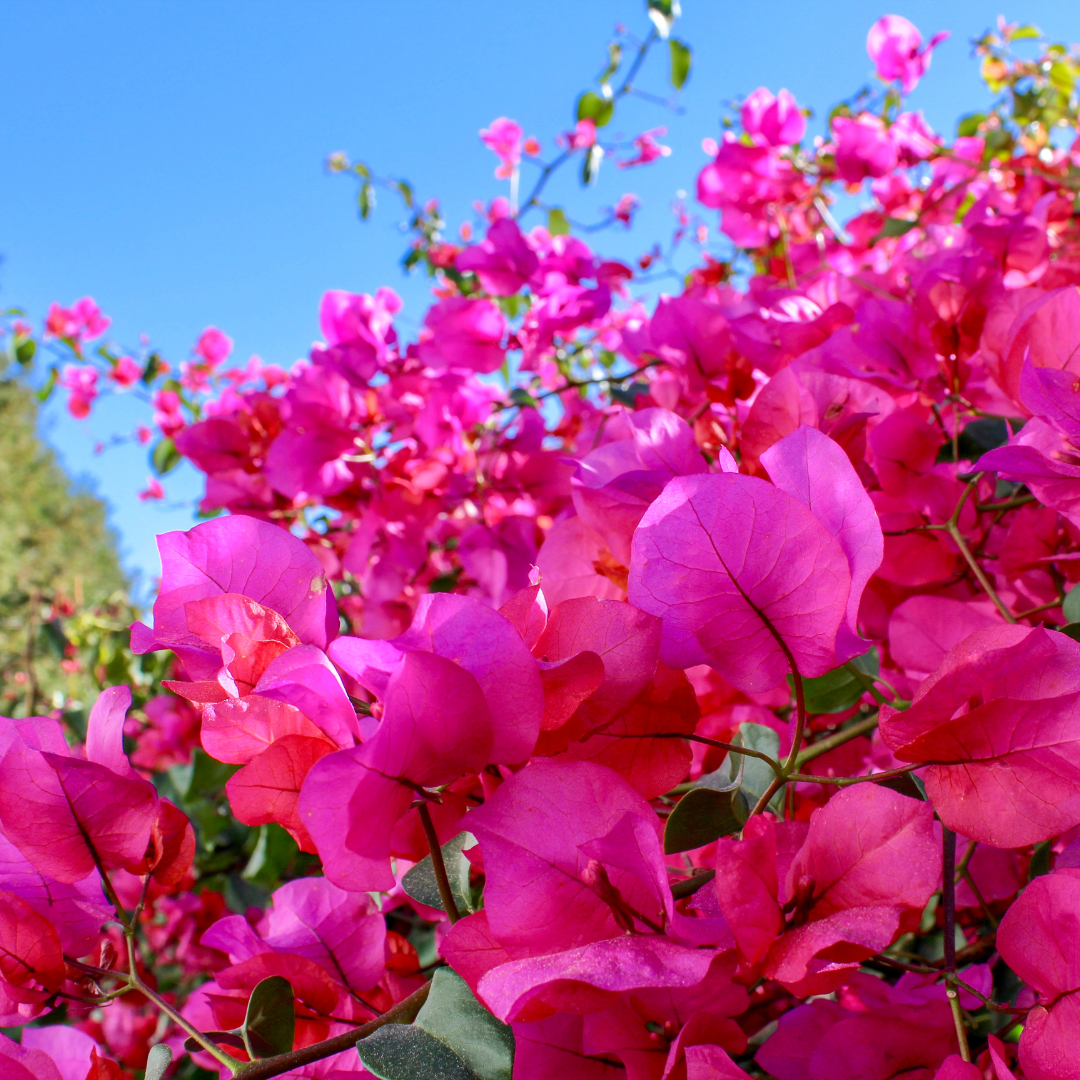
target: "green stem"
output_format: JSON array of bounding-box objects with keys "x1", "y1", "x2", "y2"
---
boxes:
[
  {"x1": 669, "y1": 869, "x2": 715, "y2": 901},
  {"x1": 417, "y1": 802, "x2": 461, "y2": 924},
  {"x1": 636, "y1": 732, "x2": 783, "y2": 776},
  {"x1": 942, "y1": 827, "x2": 972, "y2": 1063},
  {"x1": 795, "y1": 714, "x2": 880, "y2": 767},
  {"x1": 126, "y1": 935, "x2": 243, "y2": 1073},
  {"x1": 787, "y1": 764, "x2": 921, "y2": 786}
]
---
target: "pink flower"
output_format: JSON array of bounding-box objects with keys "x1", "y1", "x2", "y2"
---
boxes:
[
  {"x1": 867, "y1": 15, "x2": 949, "y2": 93},
  {"x1": 741, "y1": 87, "x2": 806, "y2": 146},
  {"x1": 135, "y1": 424, "x2": 153, "y2": 444},
  {"x1": 45, "y1": 297, "x2": 110, "y2": 350},
  {"x1": 139, "y1": 477, "x2": 165, "y2": 501},
  {"x1": 832, "y1": 113, "x2": 899, "y2": 184},
  {"x1": 152, "y1": 389, "x2": 185, "y2": 437},
  {"x1": 480, "y1": 117, "x2": 523, "y2": 179},
  {"x1": 614, "y1": 193, "x2": 640, "y2": 226},
  {"x1": 109, "y1": 354, "x2": 142, "y2": 387},
  {"x1": 57, "y1": 364, "x2": 99, "y2": 419},
  {"x1": 571, "y1": 118, "x2": 597, "y2": 149},
  {"x1": 194, "y1": 326, "x2": 233, "y2": 365},
  {"x1": 618, "y1": 127, "x2": 671, "y2": 168}
]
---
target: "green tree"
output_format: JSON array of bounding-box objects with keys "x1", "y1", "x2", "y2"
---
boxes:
[{"x1": 0, "y1": 376, "x2": 135, "y2": 720}]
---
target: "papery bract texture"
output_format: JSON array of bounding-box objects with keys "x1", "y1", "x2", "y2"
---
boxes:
[
  {"x1": 997, "y1": 867, "x2": 1080, "y2": 1080},
  {"x1": 880, "y1": 625, "x2": 1080, "y2": 846},
  {"x1": 628, "y1": 471, "x2": 853, "y2": 691}
]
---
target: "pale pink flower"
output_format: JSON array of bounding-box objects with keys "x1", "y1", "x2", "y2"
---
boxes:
[
  {"x1": 138, "y1": 477, "x2": 165, "y2": 501},
  {"x1": 480, "y1": 117, "x2": 523, "y2": 179},
  {"x1": 618, "y1": 128, "x2": 671, "y2": 168},
  {"x1": 867, "y1": 15, "x2": 949, "y2": 93}
]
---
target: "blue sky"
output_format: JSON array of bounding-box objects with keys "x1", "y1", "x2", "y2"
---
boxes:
[{"x1": 2, "y1": 0, "x2": 1078, "y2": 596}]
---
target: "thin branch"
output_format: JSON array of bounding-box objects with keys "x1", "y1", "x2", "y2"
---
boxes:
[
  {"x1": 669, "y1": 869, "x2": 715, "y2": 901},
  {"x1": 787, "y1": 763, "x2": 922, "y2": 786},
  {"x1": 624, "y1": 732, "x2": 783, "y2": 776},
  {"x1": 122, "y1": 925, "x2": 242, "y2": 1073},
  {"x1": 234, "y1": 982, "x2": 432, "y2": 1080},
  {"x1": 795, "y1": 714, "x2": 880, "y2": 767},
  {"x1": 750, "y1": 666, "x2": 806, "y2": 816},
  {"x1": 416, "y1": 802, "x2": 461, "y2": 924},
  {"x1": 517, "y1": 25, "x2": 659, "y2": 218},
  {"x1": 942, "y1": 827, "x2": 973, "y2": 1063},
  {"x1": 944, "y1": 475, "x2": 1016, "y2": 624}
]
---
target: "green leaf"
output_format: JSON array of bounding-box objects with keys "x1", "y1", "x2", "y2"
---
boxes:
[
  {"x1": 1009, "y1": 24, "x2": 1041, "y2": 40},
  {"x1": 647, "y1": 0, "x2": 680, "y2": 38},
  {"x1": 730, "y1": 722, "x2": 782, "y2": 815},
  {"x1": 1029, "y1": 839, "x2": 1054, "y2": 880},
  {"x1": 1049, "y1": 61, "x2": 1075, "y2": 93},
  {"x1": 402, "y1": 832, "x2": 478, "y2": 914},
  {"x1": 152, "y1": 437, "x2": 181, "y2": 476},
  {"x1": 1058, "y1": 622, "x2": 1080, "y2": 643},
  {"x1": 15, "y1": 338, "x2": 36, "y2": 366},
  {"x1": 576, "y1": 90, "x2": 614, "y2": 128},
  {"x1": 170, "y1": 747, "x2": 240, "y2": 800},
  {"x1": 428, "y1": 568, "x2": 462, "y2": 593},
  {"x1": 669, "y1": 38, "x2": 691, "y2": 89},
  {"x1": 36, "y1": 367, "x2": 57, "y2": 402},
  {"x1": 791, "y1": 649, "x2": 879, "y2": 714},
  {"x1": 357, "y1": 969, "x2": 514, "y2": 1080},
  {"x1": 244, "y1": 975, "x2": 296, "y2": 1059},
  {"x1": 664, "y1": 760, "x2": 748, "y2": 853},
  {"x1": 581, "y1": 144, "x2": 604, "y2": 186},
  {"x1": 141, "y1": 351, "x2": 165, "y2": 384},
  {"x1": 144, "y1": 1044, "x2": 174, "y2": 1080},
  {"x1": 547, "y1": 208, "x2": 571, "y2": 236},
  {"x1": 880, "y1": 217, "x2": 918, "y2": 238},
  {"x1": 243, "y1": 823, "x2": 300, "y2": 886},
  {"x1": 183, "y1": 1030, "x2": 247, "y2": 1053},
  {"x1": 509, "y1": 387, "x2": 538, "y2": 409},
  {"x1": 1064, "y1": 586, "x2": 1080, "y2": 625},
  {"x1": 956, "y1": 113, "x2": 986, "y2": 138},
  {"x1": 359, "y1": 182, "x2": 375, "y2": 220}
]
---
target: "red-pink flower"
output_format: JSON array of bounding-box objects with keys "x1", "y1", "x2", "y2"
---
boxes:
[
  {"x1": 480, "y1": 117, "x2": 523, "y2": 179},
  {"x1": 109, "y1": 355, "x2": 142, "y2": 387},
  {"x1": 44, "y1": 297, "x2": 110, "y2": 347},
  {"x1": 57, "y1": 364, "x2": 99, "y2": 419},
  {"x1": 618, "y1": 128, "x2": 671, "y2": 168},
  {"x1": 138, "y1": 477, "x2": 165, "y2": 501},
  {"x1": 867, "y1": 15, "x2": 949, "y2": 93},
  {"x1": 152, "y1": 389, "x2": 185, "y2": 437},
  {"x1": 614, "y1": 193, "x2": 639, "y2": 226},
  {"x1": 194, "y1": 326, "x2": 233, "y2": 366}
]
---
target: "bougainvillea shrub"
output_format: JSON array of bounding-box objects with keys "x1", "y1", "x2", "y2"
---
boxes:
[{"x1": 6, "y1": 5, "x2": 1080, "y2": 1078}]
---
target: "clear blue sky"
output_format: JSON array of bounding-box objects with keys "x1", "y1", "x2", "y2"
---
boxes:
[{"x1": 2, "y1": 0, "x2": 1078, "y2": 598}]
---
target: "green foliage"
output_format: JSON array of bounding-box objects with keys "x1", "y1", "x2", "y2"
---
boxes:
[
  {"x1": 144, "y1": 1044, "x2": 174, "y2": 1080},
  {"x1": 357, "y1": 969, "x2": 514, "y2": 1080},
  {"x1": 576, "y1": 90, "x2": 614, "y2": 128},
  {"x1": 791, "y1": 649, "x2": 879, "y2": 715},
  {"x1": 244, "y1": 976, "x2": 296, "y2": 1058},
  {"x1": 0, "y1": 378, "x2": 143, "y2": 719},
  {"x1": 669, "y1": 38, "x2": 691, "y2": 89},
  {"x1": 402, "y1": 832, "x2": 481, "y2": 914},
  {"x1": 663, "y1": 780, "x2": 748, "y2": 853},
  {"x1": 730, "y1": 722, "x2": 784, "y2": 814}
]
